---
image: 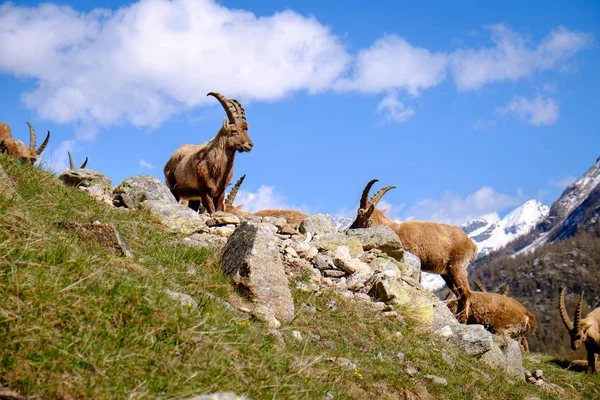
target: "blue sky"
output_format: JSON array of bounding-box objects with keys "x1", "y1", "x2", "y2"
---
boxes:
[{"x1": 1, "y1": 0, "x2": 599, "y2": 224}]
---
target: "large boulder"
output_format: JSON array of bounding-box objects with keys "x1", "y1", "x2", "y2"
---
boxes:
[
  {"x1": 113, "y1": 175, "x2": 176, "y2": 209},
  {"x1": 220, "y1": 221, "x2": 294, "y2": 324},
  {"x1": 346, "y1": 225, "x2": 404, "y2": 261},
  {"x1": 299, "y1": 214, "x2": 336, "y2": 236},
  {"x1": 58, "y1": 169, "x2": 112, "y2": 194},
  {"x1": 143, "y1": 200, "x2": 209, "y2": 234}
]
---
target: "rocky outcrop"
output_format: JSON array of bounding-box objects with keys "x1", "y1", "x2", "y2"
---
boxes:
[
  {"x1": 60, "y1": 221, "x2": 131, "y2": 257},
  {"x1": 143, "y1": 200, "x2": 209, "y2": 235},
  {"x1": 58, "y1": 169, "x2": 113, "y2": 195},
  {"x1": 113, "y1": 175, "x2": 176, "y2": 209}
]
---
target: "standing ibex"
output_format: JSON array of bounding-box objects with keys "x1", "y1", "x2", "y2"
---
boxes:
[
  {"x1": 0, "y1": 122, "x2": 50, "y2": 164},
  {"x1": 164, "y1": 92, "x2": 253, "y2": 214},
  {"x1": 349, "y1": 179, "x2": 477, "y2": 323},
  {"x1": 68, "y1": 151, "x2": 88, "y2": 170},
  {"x1": 224, "y1": 175, "x2": 309, "y2": 224},
  {"x1": 450, "y1": 281, "x2": 536, "y2": 351},
  {"x1": 559, "y1": 288, "x2": 600, "y2": 373}
]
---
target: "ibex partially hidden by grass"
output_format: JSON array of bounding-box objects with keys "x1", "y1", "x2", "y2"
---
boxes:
[
  {"x1": 0, "y1": 122, "x2": 50, "y2": 164},
  {"x1": 450, "y1": 280, "x2": 536, "y2": 351},
  {"x1": 559, "y1": 288, "x2": 600, "y2": 373},
  {"x1": 224, "y1": 175, "x2": 309, "y2": 225},
  {"x1": 349, "y1": 179, "x2": 477, "y2": 323},
  {"x1": 164, "y1": 92, "x2": 253, "y2": 214},
  {"x1": 68, "y1": 151, "x2": 88, "y2": 170}
]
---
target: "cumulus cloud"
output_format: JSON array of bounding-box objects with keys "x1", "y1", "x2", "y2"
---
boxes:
[
  {"x1": 403, "y1": 186, "x2": 528, "y2": 225},
  {"x1": 376, "y1": 92, "x2": 415, "y2": 124},
  {"x1": 497, "y1": 94, "x2": 559, "y2": 126},
  {"x1": 231, "y1": 185, "x2": 308, "y2": 213},
  {"x1": 336, "y1": 34, "x2": 447, "y2": 96},
  {"x1": 0, "y1": 0, "x2": 350, "y2": 137},
  {"x1": 450, "y1": 24, "x2": 594, "y2": 91},
  {"x1": 139, "y1": 159, "x2": 154, "y2": 170}
]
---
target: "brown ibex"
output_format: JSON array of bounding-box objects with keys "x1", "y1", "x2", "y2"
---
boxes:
[
  {"x1": 0, "y1": 122, "x2": 50, "y2": 164},
  {"x1": 450, "y1": 282, "x2": 536, "y2": 351},
  {"x1": 224, "y1": 175, "x2": 309, "y2": 225},
  {"x1": 68, "y1": 151, "x2": 88, "y2": 169},
  {"x1": 164, "y1": 92, "x2": 253, "y2": 214},
  {"x1": 349, "y1": 179, "x2": 477, "y2": 323},
  {"x1": 559, "y1": 288, "x2": 600, "y2": 373}
]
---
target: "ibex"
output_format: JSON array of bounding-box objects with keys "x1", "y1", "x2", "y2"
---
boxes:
[
  {"x1": 450, "y1": 281, "x2": 536, "y2": 351},
  {"x1": 224, "y1": 175, "x2": 309, "y2": 225},
  {"x1": 559, "y1": 288, "x2": 600, "y2": 373},
  {"x1": 68, "y1": 151, "x2": 88, "y2": 169},
  {"x1": 473, "y1": 279, "x2": 510, "y2": 296},
  {"x1": 349, "y1": 179, "x2": 477, "y2": 323},
  {"x1": 164, "y1": 92, "x2": 253, "y2": 214},
  {"x1": 0, "y1": 122, "x2": 50, "y2": 164}
]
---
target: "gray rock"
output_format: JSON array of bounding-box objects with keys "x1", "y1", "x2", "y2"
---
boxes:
[
  {"x1": 445, "y1": 324, "x2": 494, "y2": 356},
  {"x1": 143, "y1": 200, "x2": 209, "y2": 234},
  {"x1": 316, "y1": 233, "x2": 364, "y2": 257},
  {"x1": 178, "y1": 233, "x2": 228, "y2": 250},
  {"x1": 113, "y1": 175, "x2": 175, "y2": 209},
  {"x1": 165, "y1": 290, "x2": 197, "y2": 310},
  {"x1": 424, "y1": 374, "x2": 448, "y2": 386},
  {"x1": 346, "y1": 270, "x2": 373, "y2": 291},
  {"x1": 59, "y1": 169, "x2": 112, "y2": 194},
  {"x1": 346, "y1": 225, "x2": 404, "y2": 261},
  {"x1": 479, "y1": 336, "x2": 524, "y2": 380},
  {"x1": 400, "y1": 250, "x2": 422, "y2": 281},
  {"x1": 299, "y1": 214, "x2": 336, "y2": 236},
  {"x1": 205, "y1": 212, "x2": 241, "y2": 227},
  {"x1": 221, "y1": 221, "x2": 295, "y2": 322}
]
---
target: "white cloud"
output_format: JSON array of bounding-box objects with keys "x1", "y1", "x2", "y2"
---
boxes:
[
  {"x1": 550, "y1": 175, "x2": 577, "y2": 189},
  {"x1": 376, "y1": 92, "x2": 415, "y2": 124},
  {"x1": 403, "y1": 186, "x2": 528, "y2": 225},
  {"x1": 336, "y1": 34, "x2": 447, "y2": 96},
  {"x1": 450, "y1": 24, "x2": 594, "y2": 91},
  {"x1": 232, "y1": 185, "x2": 308, "y2": 213},
  {"x1": 139, "y1": 159, "x2": 154, "y2": 170},
  {"x1": 497, "y1": 94, "x2": 559, "y2": 126},
  {"x1": 42, "y1": 139, "x2": 75, "y2": 173},
  {"x1": 0, "y1": 0, "x2": 350, "y2": 137}
]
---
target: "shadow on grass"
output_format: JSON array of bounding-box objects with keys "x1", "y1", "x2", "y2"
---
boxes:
[{"x1": 549, "y1": 358, "x2": 598, "y2": 373}]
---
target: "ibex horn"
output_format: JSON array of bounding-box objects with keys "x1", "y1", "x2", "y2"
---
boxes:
[
  {"x1": 27, "y1": 122, "x2": 35, "y2": 151},
  {"x1": 369, "y1": 185, "x2": 395, "y2": 208},
  {"x1": 360, "y1": 179, "x2": 378, "y2": 209},
  {"x1": 228, "y1": 99, "x2": 246, "y2": 121},
  {"x1": 472, "y1": 279, "x2": 486, "y2": 292},
  {"x1": 559, "y1": 288, "x2": 574, "y2": 332},
  {"x1": 68, "y1": 151, "x2": 75, "y2": 169},
  {"x1": 574, "y1": 291, "x2": 584, "y2": 332},
  {"x1": 225, "y1": 174, "x2": 246, "y2": 207},
  {"x1": 80, "y1": 156, "x2": 88, "y2": 169},
  {"x1": 207, "y1": 92, "x2": 236, "y2": 124},
  {"x1": 36, "y1": 131, "x2": 50, "y2": 155},
  {"x1": 501, "y1": 284, "x2": 509, "y2": 296}
]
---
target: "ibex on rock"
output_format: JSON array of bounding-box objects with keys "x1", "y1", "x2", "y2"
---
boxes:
[
  {"x1": 0, "y1": 122, "x2": 50, "y2": 164},
  {"x1": 224, "y1": 175, "x2": 309, "y2": 225},
  {"x1": 349, "y1": 179, "x2": 477, "y2": 323},
  {"x1": 559, "y1": 288, "x2": 600, "y2": 373},
  {"x1": 164, "y1": 92, "x2": 253, "y2": 214}
]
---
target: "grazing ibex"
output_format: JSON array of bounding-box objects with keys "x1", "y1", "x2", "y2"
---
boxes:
[
  {"x1": 449, "y1": 282, "x2": 536, "y2": 351},
  {"x1": 224, "y1": 175, "x2": 309, "y2": 225},
  {"x1": 164, "y1": 92, "x2": 253, "y2": 214},
  {"x1": 349, "y1": 179, "x2": 477, "y2": 323},
  {"x1": 0, "y1": 122, "x2": 50, "y2": 164},
  {"x1": 559, "y1": 288, "x2": 600, "y2": 373},
  {"x1": 68, "y1": 151, "x2": 88, "y2": 170}
]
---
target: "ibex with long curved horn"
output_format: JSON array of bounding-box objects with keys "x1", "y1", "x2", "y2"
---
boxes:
[
  {"x1": 349, "y1": 179, "x2": 478, "y2": 323},
  {"x1": 0, "y1": 122, "x2": 50, "y2": 164},
  {"x1": 559, "y1": 288, "x2": 600, "y2": 373},
  {"x1": 68, "y1": 151, "x2": 88, "y2": 169},
  {"x1": 224, "y1": 175, "x2": 309, "y2": 224},
  {"x1": 451, "y1": 280, "x2": 536, "y2": 351},
  {"x1": 164, "y1": 92, "x2": 253, "y2": 213}
]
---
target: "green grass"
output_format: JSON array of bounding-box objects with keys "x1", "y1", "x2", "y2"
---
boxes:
[{"x1": 1, "y1": 153, "x2": 599, "y2": 399}]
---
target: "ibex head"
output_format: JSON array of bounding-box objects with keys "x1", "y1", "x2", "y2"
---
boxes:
[
  {"x1": 559, "y1": 288, "x2": 584, "y2": 351},
  {"x1": 0, "y1": 122, "x2": 50, "y2": 164},
  {"x1": 207, "y1": 92, "x2": 253, "y2": 153},
  {"x1": 349, "y1": 179, "x2": 396, "y2": 229}
]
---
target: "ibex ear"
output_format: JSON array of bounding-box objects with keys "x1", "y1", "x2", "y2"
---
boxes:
[
  {"x1": 222, "y1": 118, "x2": 229, "y2": 129},
  {"x1": 380, "y1": 207, "x2": 389, "y2": 214},
  {"x1": 237, "y1": 203, "x2": 245, "y2": 209}
]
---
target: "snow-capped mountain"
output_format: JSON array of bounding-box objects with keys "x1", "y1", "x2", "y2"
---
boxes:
[
  {"x1": 332, "y1": 217, "x2": 353, "y2": 231},
  {"x1": 422, "y1": 199, "x2": 549, "y2": 291}
]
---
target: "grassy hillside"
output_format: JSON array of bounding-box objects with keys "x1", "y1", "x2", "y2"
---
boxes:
[{"x1": 1, "y1": 154, "x2": 599, "y2": 399}]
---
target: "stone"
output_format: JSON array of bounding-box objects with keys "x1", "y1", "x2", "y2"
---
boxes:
[
  {"x1": 324, "y1": 269, "x2": 346, "y2": 278},
  {"x1": 220, "y1": 221, "x2": 294, "y2": 322},
  {"x1": 405, "y1": 366, "x2": 418, "y2": 376},
  {"x1": 208, "y1": 226, "x2": 236, "y2": 237},
  {"x1": 58, "y1": 169, "x2": 113, "y2": 194},
  {"x1": 165, "y1": 290, "x2": 197, "y2": 310},
  {"x1": 346, "y1": 270, "x2": 373, "y2": 291},
  {"x1": 143, "y1": 200, "x2": 209, "y2": 234},
  {"x1": 314, "y1": 253, "x2": 334, "y2": 270},
  {"x1": 299, "y1": 214, "x2": 336, "y2": 236},
  {"x1": 532, "y1": 369, "x2": 543, "y2": 379},
  {"x1": 113, "y1": 175, "x2": 175, "y2": 209},
  {"x1": 178, "y1": 233, "x2": 228, "y2": 250},
  {"x1": 186, "y1": 392, "x2": 251, "y2": 400},
  {"x1": 332, "y1": 357, "x2": 356, "y2": 371},
  {"x1": 346, "y1": 225, "x2": 404, "y2": 261},
  {"x1": 401, "y1": 250, "x2": 422, "y2": 281},
  {"x1": 424, "y1": 374, "x2": 447, "y2": 386},
  {"x1": 61, "y1": 221, "x2": 131, "y2": 257},
  {"x1": 292, "y1": 330, "x2": 303, "y2": 341},
  {"x1": 205, "y1": 212, "x2": 241, "y2": 227}
]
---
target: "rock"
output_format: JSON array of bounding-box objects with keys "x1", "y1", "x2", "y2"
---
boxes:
[
  {"x1": 220, "y1": 221, "x2": 294, "y2": 322},
  {"x1": 165, "y1": 290, "x2": 197, "y2": 310},
  {"x1": 143, "y1": 200, "x2": 209, "y2": 234},
  {"x1": 267, "y1": 329, "x2": 285, "y2": 345},
  {"x1": 252, "y1": 305, "x2": 281, "y2": 329},
  {"x1": 58, "y1": 169, "x2": 113, "y2": 194},
  {"x1": 323, "y1": 269, "x2": 345, "y2": 278},
  {"x1": 332, "y1": 357, "x2": 356, "y2": 371},
  {"x1": 208, "y1": 226, "x2": 236, "y2": 237},
  {"x1": 405, "y1": 366, "x2": 418, "y2": 376},
  {"x1": 61, "y1": 221, "x2": 131, "y2": 257},
  {"x1": 532, "y1": 369, "x2": 543, "y2": 379},
  {"x1": 299, "y1": 214, "x2": 336, "y2": 236},
  {"x1": 346, "y1": 226, "x2": 404, "y2": 261},
  {"x1": 205, "y1": 212, "x2": 241, "y2": 227},
  {"x1": 333, "y1": 246, "x2": 372, "y2": 275},
  {"x1": 186, "y1": 392, "x2": 251, "y2": 400},
  {"x1": 396, "y1": 352, "x2": 406, "y2": 362},
  {"x1": 178, "y1": 233, "x2": 228, "y2": 250},
  {"x1": 401, "y1": 250, "x2": 422, "y2": 281},
  {"x1": 479, "y1": 336, "x2": 524, "y2": 380},
  {"x1": 112, "y1": 175, "x2": 175, "y2": 210},
  {"x1": 346, "y1": 270, "x2": 373, "y2": 291},
  {"x1": 314, "y1": 253, "x2": 335, "y2": 270},
  {"x1": 424, "y1": 374, "x2": 447, "y2": 386},
  {"x1": 292, "y1": 330, "x2": 303, "y2": 341}
]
